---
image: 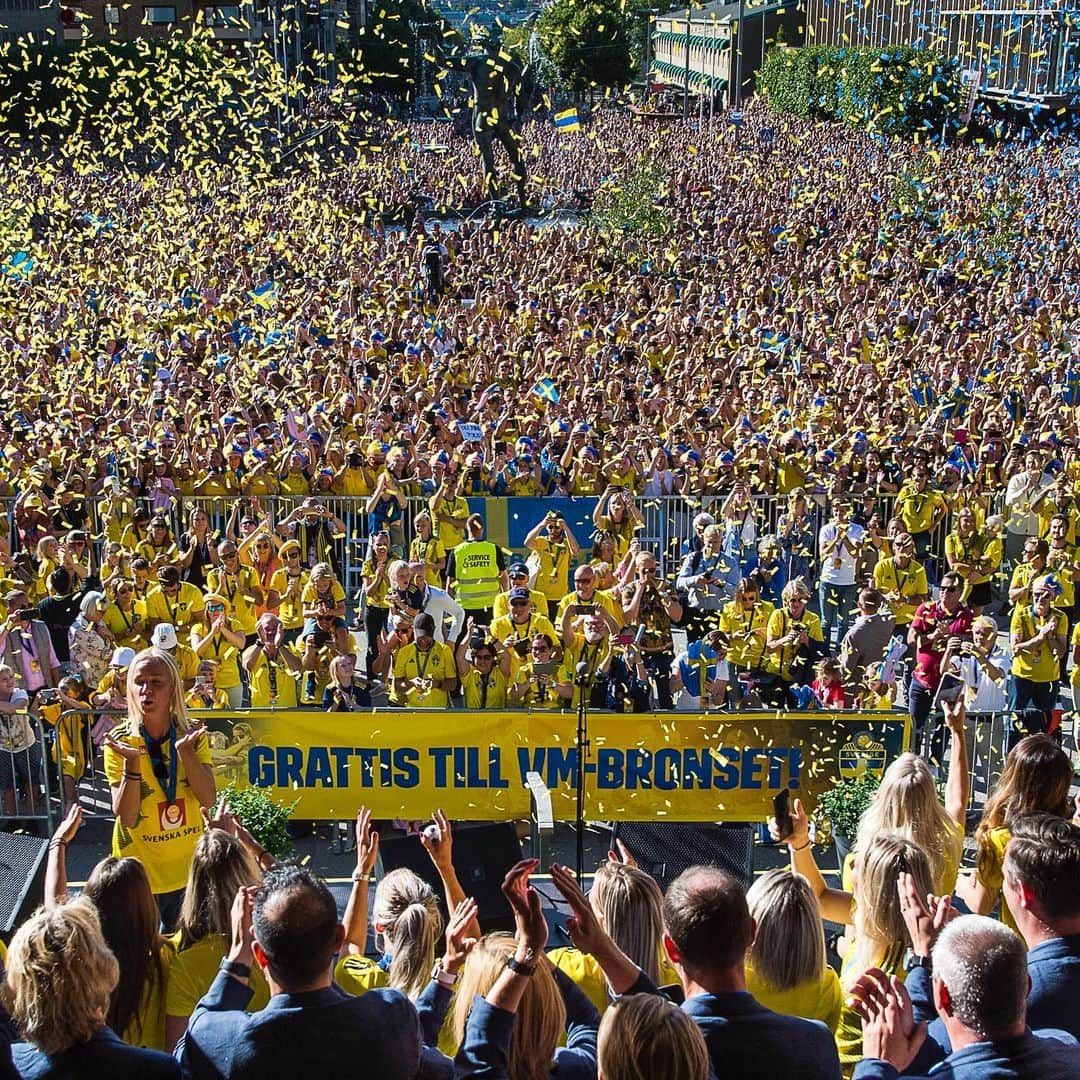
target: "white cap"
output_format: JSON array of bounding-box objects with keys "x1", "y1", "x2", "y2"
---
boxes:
[
  {"x1": 152, "y1": 624, "x2": 178, "y2": 650},
  {"x1": 104, "y1": 476, "x2": 121, "y2": 491},
  {"x1": 110, "y1": 646, "x2": 136, "y2": 668}
]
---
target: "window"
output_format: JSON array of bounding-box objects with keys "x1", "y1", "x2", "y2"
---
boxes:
[
  {"x1": 202, "y1": 5, "x2": 242, "y2": 27},
  {"x1": 104, "y1": 4, "x2": 119, "y2": 22},
  {"x1": 143, "y1": 4, "x2": 176, "y2": 22}
]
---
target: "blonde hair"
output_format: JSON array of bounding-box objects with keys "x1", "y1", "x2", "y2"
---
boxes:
[
  {"x1": 589, "y1": 862, "x2": 666, "y2": 985},
  {"x1": 452, "y1": 934, "x2": 565, "y2": 1080},
  {"x1": 746, "y1": 869, "x2": 826, "y2": 992},
  {"x1": 387, "y1": 559, "x2": 410, "y2": 585},
  {"x1": 701, "y1": 524, "x2": 721, "y2": 544},
  {"x1": 328, "y1": 654, "x2": 354, "y2": 687},
  {"x1": 971, "y1": 615, "x2": 997, "y2": 636},
  {"x1": 846, "y1": 833, "x2": 933, "y2": 988},
  {"x1": 855, "y1": 752, "x2": 963, "y2": 894},
  {"x1": 125, "y1": 647, "x2": 192, "y2": 735},
  {"x1": 782, "y1": 576, "x2": 812, "y2": 604},
  {"x1": 310, "y1": 561, "x2": 334, "y2": 581},
  {"x1": 3, "y1": 898, "x2": 119, "y2": 1056},
  {"x1": 176, "y1": 829, "x2": 262, "y2": 950},
  {"x1": 372, "y1": 868, "x2": 443, "y2": 1000},
  {"x1": 598, "y1": 993, "x2": 709, "y2": 1080}
]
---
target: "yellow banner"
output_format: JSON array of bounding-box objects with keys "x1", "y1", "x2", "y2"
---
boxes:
[{"x1": 199, "y1": 710, "x2": 910, "y2": 822}]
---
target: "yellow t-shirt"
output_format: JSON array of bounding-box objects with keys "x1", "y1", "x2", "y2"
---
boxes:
[
  {"x1": 1045, "y1": 544, "x2": 1079, "y2": 609},
  {"x1": 719, "y1": 600, "x2": 775, "y2": 669},
  {"x1": 763, "y1": 608, "x2": 824, "y2": 680},
  {"x1": 145, "y1": 583, "x2": 206, "y2": 633},
  {"x1": 410, "y1": 536, "x2": 447, "y2": 589},
  {"x1": 269, "y1": 568, "x2": 309, "y2": 630},
  {"x1": 837, "y1": 942, "x2": 906, "y2": 1077},
  {"x1": 392, "y1": 642, "x2": 455, "y2": 707},
  {"x1": 977, "y1": 825, "x2": 1018, "y2": 933},
  {"x1": 490, "y1": 613, "x2": 558, "y2": 659},
  {"x1": 554, "y1": 589, "x2": 622, "y2": 631},
  {"x1": 104, "y1": 601, "x2": 150, "y2": 651},
  {"x1": 301, "y1": 579, "x2": 346, "y2": 611},
  {"x1": 124, "y1": 940, "x2": 175, "y2": 1051},
  {"x1": 530, "y1": 537, "x2": 573, "y2": 602},
  {"x1": 334, "y1": 954, "x2": 389, "y2": 996},
  {"x1": 166, "y1": 935, "x2": 270, "y2": 1019},
  {"x1": 895, "y1": 486, "x2": 946, "y2": 534},
  {"x1": 511, "y1": 661, "x2": 565, "y2": 710},
  {"x1": 459, "y1": 665, "x2": 510, "y2": 709},
  {"x1": 872, "y1": 558, "x2": 928, "y2": 626},
  {"x1": 185, "y1": 686, "x2": 231, "y2": 710},
  {"x1": 430, "y1": 494, "x2": 470, "y2": 552},
  {"x1": 548, "y1": 947, "x2": 680, "y2": 1015},
  {"x1": 206, "y1": 566, "x2": 261, "y2": 636},
  {"x1": 102, "y1": 723, "x2": 212, "y2": 895},
  {"x1": 247, "y1": 648, "x2": 301, "y2": 709},
  {"x1": 493, "y1": 586, "x2": 547, "y2": 621},
  {"x1": 745, "y1": 965, "x2": 843, "y2": 1033},
  {"x1": 189, "y1": 623, "x2": 243, "y2": 690},
  {"x1": 1010, "y1": 607, "x2": 1067, "y2": 683}
]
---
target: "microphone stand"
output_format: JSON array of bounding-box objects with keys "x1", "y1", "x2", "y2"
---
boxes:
[{"x1": 573, "y1": 660, "x2": 593, "y2": 881}]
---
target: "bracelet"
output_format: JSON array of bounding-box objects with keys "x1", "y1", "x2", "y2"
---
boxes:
[
  {"x1": 351, "y1": 867, "x2": 372, "y2": 884},
  {"x1": 124, "y1": 771, "x2": 142, "y2": 780},
  {"x1": 791, "y1": 839, "x2": 812, "y2": 851},
  {"x1": 49, "y1": 839, "x2": 67, "y2": 851},
  {"x1": 505, "y1": 955, "x2": 536, "y2": 977}
]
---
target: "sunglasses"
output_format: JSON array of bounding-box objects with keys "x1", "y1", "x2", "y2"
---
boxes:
[
  {"x1": 206, "y1": 604, "x2": 225, "y2": 612},
  {"x1": 256, "y1": 541, "x2": 271, "y2": 548},
  {"x1": 510, "y1": 600, "x2": 529, "y2": 607},
  {"x1": 474, "y1": 653, "x2": 494, "y2": 661},
  {"x1": 222, "y1": 551, "x2": 238, "y2": 558}
]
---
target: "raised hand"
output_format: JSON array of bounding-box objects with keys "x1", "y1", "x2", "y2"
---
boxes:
[
  {"x1": 501, "y1": 858, "x2": 548, "y2": 957},
  {"x1": 355, "y1": 806, "x2": 380, "y2": 876},
  {"x1": 443, "y1": 896, "x2": 479, "y2": 976},
  {"x1": 420, "y1": 807, "x2": 453, "y2": 871}
]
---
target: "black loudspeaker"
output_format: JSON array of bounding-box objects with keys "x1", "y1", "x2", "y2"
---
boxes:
[
  {"x1": 0, "y1": 832, "x2": 49, "y2": 940},
  {"x1": 377, "y1": 823, "x2": 523, "y2": 934},
  {"x1": 609, "y1": 822, "x2": 755, "y2": 891}
]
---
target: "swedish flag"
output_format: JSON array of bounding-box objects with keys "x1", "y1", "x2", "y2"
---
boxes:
[
  {"x1": 531, "y1": 377, "x2": 560, "y2": 404},
  {"x1": 250, "y1": 281, "x2": 277, "y2": 308},
  {"x1": 554, "y1": 108, "x2": 580, "y2": 133}
]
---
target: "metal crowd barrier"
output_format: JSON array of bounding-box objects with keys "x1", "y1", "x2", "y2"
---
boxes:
[
  {"x1": 4, "y1": 489, "x2": 1008, "y2": 611},
  {"x1": 0, "y1": 713, "x2": 57, "y2": 835}
]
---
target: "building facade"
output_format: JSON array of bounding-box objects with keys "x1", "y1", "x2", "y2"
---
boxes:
[{"x1": 803, "y1": 0, "x2": 1080, "y2": 107}]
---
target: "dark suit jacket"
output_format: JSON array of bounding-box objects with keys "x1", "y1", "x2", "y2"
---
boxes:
[
  {"x1": 627, "y1": 970, "x2": 840, "y2": 1080},
  {"x1": 903, "y1": 938, "x2": 1080, "y2": 1074},
  {"x1": 13, "y1": 1027, "x2": 178, "y2": 1079},
  {"x1": 178, "y1": 970, "x2": 453, "y2": 1080}
]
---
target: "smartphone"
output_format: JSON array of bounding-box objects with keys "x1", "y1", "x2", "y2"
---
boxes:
[
  {"x1": 533, "y1": 660, "x2": 558, "y2": 677},
  {"x1": 773, "y1": 789, "x2": 793, "y2": 842},
  {"x1": 576, "y1": 603, "x2": 596, "y2": 616},
  {"x1": 936, "y1": 672, "x2": 965, "y2": 705},
  {"x1": 615, "y1": 628, "x2": 636, "y2": 645}
]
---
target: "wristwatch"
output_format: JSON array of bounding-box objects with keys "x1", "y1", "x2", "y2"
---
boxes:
[
  {"x1": 220, "y1": 958, "x2": 252, "y2": 979},
  {"x1": 431, "y1": 962, "x2": 458, "y2": 989},
  {"x1": 904, "y1": 951, "x2": 932, "y2": 974},
  {"x1": 351, "y1": 868, "x2": 371, "y2": 884},
  {"x1": 505, "y1": 955, "x2": 536, "y2": 977}
]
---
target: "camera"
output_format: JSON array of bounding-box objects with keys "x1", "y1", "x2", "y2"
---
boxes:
[
  {"x1": 512, "y1": 639, "x2": 530, "y2": 658},
  {"x1": 348, "y1": 453, "x2": 363, "y2": 468},
  {"x1": 469, "y1": 628, "x2": 487, "y2": 652},
  {"x1": 309, "y1": 630, "x2": 332, "y2": 648}
]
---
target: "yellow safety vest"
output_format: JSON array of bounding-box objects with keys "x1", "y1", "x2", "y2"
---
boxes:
[{"x1": 453, "y1": 541, "x2": 502, "y2": 609}]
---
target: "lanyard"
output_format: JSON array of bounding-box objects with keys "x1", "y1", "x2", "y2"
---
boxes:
[
  {"x1": 415, "y1": 645, "x2": 434, "y2": 680},
  {"x1": 141, "y1": 724, "x2": 178, "y2": 806},
  {"x1": 20, "y1": 632, "x2": 35, "y2": 659},
  {"x1": 479, "y1": 672, "x2": 489, "y2": 709}
]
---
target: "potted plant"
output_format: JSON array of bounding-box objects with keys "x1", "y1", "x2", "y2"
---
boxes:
[
  {"x1": 221, "y1": 784, "x2": 297, "y2": 859},
  {"x1": 813, "y1": 774, "x2": 880, "y2": 871}
]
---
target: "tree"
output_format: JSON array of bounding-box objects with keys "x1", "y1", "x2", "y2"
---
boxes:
[
  {"x1": 340, "y1": 0, "x2": 445, "y2": 96},
  {"x1": 537, "y1": 0, "x2": 634, "y2": 94}
]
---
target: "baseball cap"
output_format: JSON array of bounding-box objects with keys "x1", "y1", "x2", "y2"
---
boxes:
[
  {"x1": 413, "y1": 612, "x2": 436, "y2": 636},
  {"x1": 509, "y1": 587, "x2": 530, "y2": 601},
  {"x1": 152, "y1": 624, "x2": 178, "y2": 650},
  {"x1": 508, "y1": 561, "x2": 529, "y2": 576},
  {"x1": 110, "y1": 646, "x2": 136, "y2": 669}
]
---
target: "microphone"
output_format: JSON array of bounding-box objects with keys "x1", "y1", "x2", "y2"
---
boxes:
[{"x1": 574, "y1": 660, "x2": 593, "y2": 688}]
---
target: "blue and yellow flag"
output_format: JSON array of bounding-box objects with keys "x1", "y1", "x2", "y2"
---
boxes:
[
  {"x1": 249, "y1": 281, "x2": 277, "y2": 308},
  {"x1": 554, "y1": 108, "x2": 580, "y2": 133},
  {"x1": 531, "y1": 377, "x2": 560, "y2": 404}
]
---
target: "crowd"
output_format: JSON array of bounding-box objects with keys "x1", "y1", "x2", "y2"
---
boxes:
[{"x1": 0, "y1": 74, "x2": 1079, "y2": 1078}]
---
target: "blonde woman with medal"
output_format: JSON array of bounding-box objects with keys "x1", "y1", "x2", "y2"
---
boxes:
[{"x1": 103, "y1": 648, "x2": 216, "y2": 931}]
